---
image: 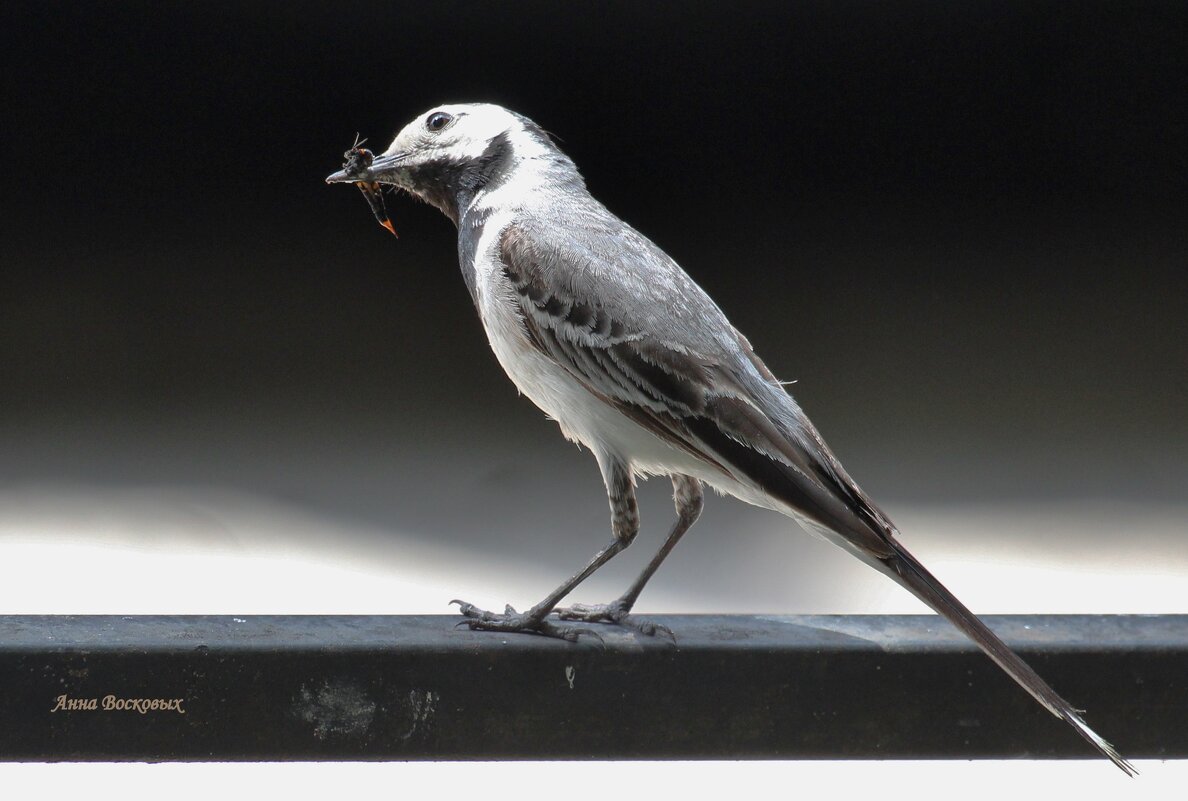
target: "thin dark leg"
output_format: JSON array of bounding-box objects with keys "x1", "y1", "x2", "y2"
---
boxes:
[
  {"x1": 556, "y1": 474, "x2": 703, "y2": 637},
  {"x1": 453, "y1": 457, "x2": 640, "y2": 642}
]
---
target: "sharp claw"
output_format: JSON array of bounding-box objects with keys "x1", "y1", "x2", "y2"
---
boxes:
[
  {"x1": 639, "y1": 620, "x2": 675, "y2": 642},
  {"x1": 547, "y1": 624, "x2": 604, "y2": 646},
  {"x1": 580, "y1": 629, "x2": 606, "y2": 646},
  {"x1": 451, "y1": 600, "x2": 480, "y2": 618}
]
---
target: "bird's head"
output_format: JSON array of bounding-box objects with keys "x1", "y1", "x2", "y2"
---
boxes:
[{"x1": 326, "y1": 103, "x2": 575, "y2": 225}]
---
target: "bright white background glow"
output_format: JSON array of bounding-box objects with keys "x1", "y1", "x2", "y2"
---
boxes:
[{"x1": 0, "y1": 489, "x2": 1183, "y2": 797}]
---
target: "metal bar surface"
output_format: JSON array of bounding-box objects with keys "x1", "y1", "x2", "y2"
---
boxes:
[{"x1": 0, "y1": 614, "x2": 1181, "y2": 761}]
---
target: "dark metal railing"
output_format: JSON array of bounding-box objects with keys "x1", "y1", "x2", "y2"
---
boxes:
[{"x1": 0, "y1": 614, "x2": 1181, "y2": 761}]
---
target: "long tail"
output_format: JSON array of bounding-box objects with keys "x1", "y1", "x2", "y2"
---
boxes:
[
  {"x1": 649, "y1": 355, "x2": 1134, "y2": 771},
  {"x1": 877, "y1": 537, "x2": 1136, "y2": 775}
]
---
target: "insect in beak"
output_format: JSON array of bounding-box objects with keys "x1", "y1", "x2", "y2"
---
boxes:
[{"x1": 340, "y1": 137, "x2": 397, "y2": 237}]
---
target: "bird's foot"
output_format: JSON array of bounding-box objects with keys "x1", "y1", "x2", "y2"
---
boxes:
[
  {"x1": 554, "y1": 599, "x2": 674, "y2": 640},
  {"x1": 451, "y1": 600, "x2": 603, "y2": 644}
]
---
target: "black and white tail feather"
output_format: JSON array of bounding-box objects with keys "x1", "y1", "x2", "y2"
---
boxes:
[
  {"x1": 326, "y1": 102, "x2": 1135, "y2": 774},
  {"x1": 880, "y1": 539, "x2": 1134, "y2": 775}
]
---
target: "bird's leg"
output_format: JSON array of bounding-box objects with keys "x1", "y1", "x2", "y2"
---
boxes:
[
  {"x1": 453, "y1": 458, "x2": 640, "y2": 642},
  {"x1": 556, "y1": 474, "x2": 703, "y2": 638}
]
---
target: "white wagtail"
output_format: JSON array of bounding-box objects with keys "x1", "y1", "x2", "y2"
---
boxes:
[{"x1": 326, "y1": 103, "x2": 1132, "y2": 773}]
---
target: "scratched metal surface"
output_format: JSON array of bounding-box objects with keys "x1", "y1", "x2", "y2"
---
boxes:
[{"x1": 0, "y1": 614, "x2": 1183, "y2": 761}]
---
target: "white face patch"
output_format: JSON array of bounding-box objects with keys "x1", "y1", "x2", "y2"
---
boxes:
[{"x1": 381, "y1": 103, "x2": 553, "y2": 173}]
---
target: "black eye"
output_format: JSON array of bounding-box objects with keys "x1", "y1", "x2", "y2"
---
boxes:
[{"x1": 426, "y1": 111, "x2": 453, "y2": 132}]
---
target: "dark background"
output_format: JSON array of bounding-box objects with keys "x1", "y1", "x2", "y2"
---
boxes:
[{"x1": 1, "y1": 3, "x2": 1184, "y2": 610}]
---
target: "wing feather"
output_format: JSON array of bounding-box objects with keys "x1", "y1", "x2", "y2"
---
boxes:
[{"x1": 499, "y1": 220, "x2": 894, "y2": 557}]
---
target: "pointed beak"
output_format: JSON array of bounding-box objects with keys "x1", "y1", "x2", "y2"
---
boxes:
[{"x1": 325, "y1": 151, "x2": 408, "y2": 185}]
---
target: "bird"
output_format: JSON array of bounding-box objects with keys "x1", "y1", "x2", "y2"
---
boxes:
[{"x1": 325, "y1": 102, "x2": 1133, "y2": 774}]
